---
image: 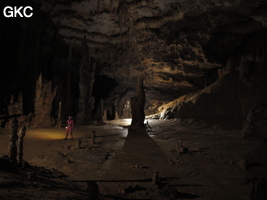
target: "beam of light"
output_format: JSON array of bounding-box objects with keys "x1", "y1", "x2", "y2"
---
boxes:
[
  {"x1": 105, "y1": 118, "x2": 132, "y2": 126},
  {"x1": 121, "y1": 118, "x2": 132, "y2": 126},
  {"x1": 26, "y1": 129, "x2": 65, "y2": 140}
]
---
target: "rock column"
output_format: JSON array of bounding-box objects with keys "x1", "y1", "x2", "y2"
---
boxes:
[
  {"x1": 77, "y1": 36, "x2": 96, "y2": 124},
  {"x1": 130, "y1": 79, "x2": 145, "y2": 129}
]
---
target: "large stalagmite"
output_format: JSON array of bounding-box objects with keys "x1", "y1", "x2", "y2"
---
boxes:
[
  {"x1": 130, "y1": 79, "x2": 145, "y2": 129},
  {"x1": 77, "y1": 36, "x2": 96, "y2": 124},
  {"x1": 31, "y1": 74, "x2": 57, "y2": 128}
]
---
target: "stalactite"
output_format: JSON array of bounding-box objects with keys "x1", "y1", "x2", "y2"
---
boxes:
[
  {"x1": 97, "y1": 0, "x2": 100, "y2": 20},
  {"x1": 67, "y1": 45, "x2": 72, "y2": 108},
  {"x1": 119, "y1": 8, "x2": 122, "y2": 37},
  {"x1": 118, "y1": 2, "x2": 128, "y2": 38},
  {"x1": 110, "y1": 0, "x2": 114, "y2": 17},
  {"x1": 129, "y1": 16, "x2": 133, "y2": 40}
]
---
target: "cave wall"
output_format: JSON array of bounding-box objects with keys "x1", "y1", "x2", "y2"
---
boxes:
[
  {"x1": 158, "y1": 29, "x2": 267, "y2": 123},
  {"x1": 1, "y1": 0, "x2": 267, "y2": 124},
  {"x1": 30, "y1": 0, "x2": 267, "y2": 119}
]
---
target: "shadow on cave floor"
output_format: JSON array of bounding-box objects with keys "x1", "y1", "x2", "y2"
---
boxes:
[
  {"x1": 120, "y1": 127, "x2": 167, "y2": 160},
  {"x1": 94, "y1": 126, "x2": 181, "y2": 189}
]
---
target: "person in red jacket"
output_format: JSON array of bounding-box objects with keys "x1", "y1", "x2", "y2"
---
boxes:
[{"x1": 64, "y1": 116, "x2": 74, "y2": 140}]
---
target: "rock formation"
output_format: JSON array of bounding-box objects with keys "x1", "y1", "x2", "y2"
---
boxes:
[
  {"x1": 57, "y1": 101, "x2": 62, "y2": 128},
  {"x1": 90, "y1": 130, "x2": 96, "y2": 145},
  {"x1": 122, "y1": 100, "x2": 131, "y2": 118},
  {"x1": 130, "y1": 79, "x2": 145, "y2": 129},
  {"x1": 8, "y1": 117, "x2": 18, "y2": 163},
  {"x1": 31, "y1": 0, "x2": 267, "y2": 115},
  {"x1": 155, "y1": 28, "x2": 267, "y2": 125},
  {"x1": 17, "y1": 126, "x2": 26, "y2": 168},
  {"x1": 243, "y1": 103, "x2": 267, "y2": 139},
  {"x1": 31, "y1": 74, "x2": 57, "y2": 128},
  {"x1": 5, "y1": 93, "x2": 26, "y2": 128},
  {"x1": 102, "y1": 109, "x2": 107, "y2": 121},
  {"x1": 77, "y1": 36, "x2": 96, "y2": 124},
  {"x1": 152, "y1": 170, "x2": 159, "y2": 185},
  {"x1": 7, "y1": 93, "x2": 23, "y2": 116},
  {"x1": 1, "y1": 0, "x2": 267, "y2": 125}
]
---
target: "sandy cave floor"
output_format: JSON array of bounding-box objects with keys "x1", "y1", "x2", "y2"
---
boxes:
[{"x1": 0, "y1": 119, "x2": 267, "y2": 200}]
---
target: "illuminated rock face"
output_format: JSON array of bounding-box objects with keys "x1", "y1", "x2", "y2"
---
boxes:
[{"x1": 35, "y1": 0, "x2": 267, "y2": 116}]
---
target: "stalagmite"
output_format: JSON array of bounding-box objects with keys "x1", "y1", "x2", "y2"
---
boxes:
[
  {"x1": 57, "y1": 101, "x2": 62, "y2": 128},
  {"x1": 8, "y1": 117, "x2": 18, "y2": 163},
  {"x1": 152, "y1": 170, "x2": 159, "y2": 185},
  {"x1": 7, "y1": 93, "x2": 23, "y2": 116},
  {"x1": 119, "y1": 3, "x2": 128, "y2": 37},
  {"x1": 130, "y1": 79, "x2": 145, "y2": 129},
  {"x1": 122, "y1": 100, "x2": 131, "y2": 118},
  {"x1": 86, "y1": 181, "x2": 99, "y2": 200},
  {"x1": 17, "y1": 126, "x2": 26, "y2": 167},
  {"x1": 115, "y1": 111, "x2": 119, "y2": 120},
  {"x1": 102, "y1": 109, "x2": 107, "y2": 121},
  {"x1": 177, "y1": 140, "x2": 183, "y2": 153},
  {"x1": 31, "y1": 74, "x2": 57, "y2": 127},
  {"x1": 77, "y1": 36, "x2": 96, "y2": 124},
  {"x1": 91, "y1": 130, "x2": 96, "y2": 145},
  {"x1": 77, "y1": 139, "x2": 82, "y2": 149}
]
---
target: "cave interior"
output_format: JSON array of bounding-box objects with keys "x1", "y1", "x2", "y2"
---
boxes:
[{"x1": 0, "y1": 0, "x2": 267, "y2": 199}]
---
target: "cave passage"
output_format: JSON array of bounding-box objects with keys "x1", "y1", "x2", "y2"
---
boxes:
[{"x1": 92, "y1": 75, "x2": 118, "y2": 119}]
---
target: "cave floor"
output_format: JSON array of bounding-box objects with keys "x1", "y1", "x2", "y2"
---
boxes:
[{"x1": 0, "y1": 119, "x2": 267, "y2": 200}]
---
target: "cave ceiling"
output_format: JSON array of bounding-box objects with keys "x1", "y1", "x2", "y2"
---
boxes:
[{"x1": 34, "y1": 0, "x2": 267, "y2": 106}]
